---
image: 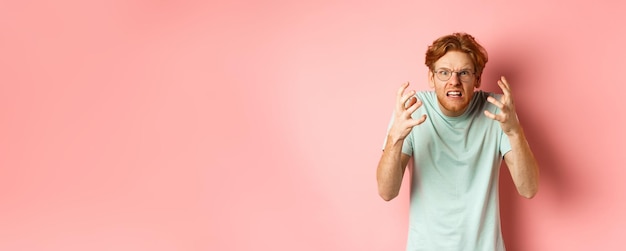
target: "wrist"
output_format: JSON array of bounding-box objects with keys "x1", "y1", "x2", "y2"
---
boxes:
[
  {"x1": 386, "y1": 134, "x2": 405, "y2": 148},
  {"x1": 506, "y1": 127, "x2": 525, "y2": 140}
]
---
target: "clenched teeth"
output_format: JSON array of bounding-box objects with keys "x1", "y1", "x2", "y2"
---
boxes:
[{"x1": 447, "y1": 91, "x2": 461, "y2": 97}]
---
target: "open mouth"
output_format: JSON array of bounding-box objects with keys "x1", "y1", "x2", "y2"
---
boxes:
[{"x1": 446, "y1": 91, "x2": 462, "y2": 97}]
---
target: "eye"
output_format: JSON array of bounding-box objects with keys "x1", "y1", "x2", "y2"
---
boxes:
[
  {"x1": 459, "y1": 70, "x2": 470, "y2": 76},
  {"x1": 438, "y1": 70, "x2": 450, "y2": 76}
]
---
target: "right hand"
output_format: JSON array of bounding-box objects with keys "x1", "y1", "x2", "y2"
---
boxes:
[{"x1": 388, "y1": 82, "x2": 427, "y2": 142}]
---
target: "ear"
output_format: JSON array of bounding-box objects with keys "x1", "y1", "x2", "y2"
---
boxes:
[
  {"x1": 428, "y1": 70, "x2": 435, "y2": 88},
  {"x1": 474, "y1": 75, "x2": 481, "y2": 88}
]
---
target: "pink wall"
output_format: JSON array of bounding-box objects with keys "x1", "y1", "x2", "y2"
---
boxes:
[{"x1": 1, "y1": 1, "x2": 625, "y2": 250}]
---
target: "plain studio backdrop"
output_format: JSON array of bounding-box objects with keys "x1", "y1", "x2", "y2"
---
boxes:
[{"x1": 1, "y1": 0, "x2": 625, "y2": 250}]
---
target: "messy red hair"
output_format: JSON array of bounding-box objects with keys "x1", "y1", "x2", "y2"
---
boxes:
[{"x1": 425, "y1": 33, "x2": 488, "y2": 80}]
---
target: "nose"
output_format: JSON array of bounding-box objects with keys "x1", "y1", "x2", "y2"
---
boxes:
[{"x1": 447, "y1": 72, "x2": 461, "y2": 85}]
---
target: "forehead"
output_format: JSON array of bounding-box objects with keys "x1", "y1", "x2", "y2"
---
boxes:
[{"x1": 434, "y1": 51, "x2": 474, "y2": 69}]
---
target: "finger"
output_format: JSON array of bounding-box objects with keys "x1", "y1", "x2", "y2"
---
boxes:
[
  {"x1": 395, "y1": 82, "x2": 411, "y2": 110},
  {"x1": 396, "y1": 82, "x2": 409, "y2": 100},
  {"x1": 416, "y1": 114, "x2": 427, "y2": 125},
  {"x1": 496, "y1": 83, "x2": 515, "y2": 110},
  {"x1": 405, "y1": 98, "x2": 423, "y2": 114},
  {"x1": 395, "y1": 82, "x2": 409, "y2": 110},
  {"x1": 500, "y1": 76, "x2": 510, "y2": 89},
  {"x1": 399, "y1": 90, "x2": 416, "y2": 109},
  {"x1": 408, "y1": 114, "x2": 427, "y2": 127},
  {"x1": 483, "y1": 110, "x2": 502, "y2": 122},
  {"x1": 498, "y1": 76, "x2": 511, "y2": 96},
  {"x1": 404, "y1": 96, "x2": 417, "y2": 109},
  {"x1": 486, "y1": 96, "x2": 504, "y2": 109}
]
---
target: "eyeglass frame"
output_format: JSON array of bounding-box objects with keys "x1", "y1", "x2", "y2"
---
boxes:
[{"x1": 432, "y1": 68, "x2": 477, "y2": 82}]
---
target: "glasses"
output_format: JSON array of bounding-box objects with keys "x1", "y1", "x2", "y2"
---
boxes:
[{"x1": 433, "y1": 69, "x2": 476, "y2": 82}]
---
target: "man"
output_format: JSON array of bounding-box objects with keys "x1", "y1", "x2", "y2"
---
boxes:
[{"x1": 376, "y1": 32, "x2": 539, "y2": 251}]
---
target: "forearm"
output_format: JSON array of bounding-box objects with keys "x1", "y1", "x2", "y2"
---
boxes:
[
  {"x1": 377, "y1": 136, "x2": 408, "y2": 201},
  {"x1": 505, "y1": 129, "x2": 540, "y2": 198},
  {"x1": 377, "y1": 82, "x2": 425, "y2": 201}
]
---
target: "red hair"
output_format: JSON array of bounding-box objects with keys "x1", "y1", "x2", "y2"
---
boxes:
[{"x1": 425, "y1": 33, "x2": 488, "y2": 79}]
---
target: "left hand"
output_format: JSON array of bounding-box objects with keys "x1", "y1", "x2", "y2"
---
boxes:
[{"x1": 484, "y1": 76, "x2": 521, "y2": 136}]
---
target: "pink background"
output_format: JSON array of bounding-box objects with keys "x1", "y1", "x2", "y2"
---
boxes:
[{"x1": 1, "y1": 1, "x2": 625, "y2": 250}]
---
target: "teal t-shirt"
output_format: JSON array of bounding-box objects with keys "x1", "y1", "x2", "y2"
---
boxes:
[{"x1": 386, "y1": 90, "x2": 511, "y2": 251}]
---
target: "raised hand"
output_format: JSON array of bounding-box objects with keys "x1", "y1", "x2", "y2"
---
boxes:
[
  {"x1": 388, "y1": 82, "x2": 427, "y2": 142},
  {"x1": 483, "y1": 76, "x2": 521, "y2": 136}
]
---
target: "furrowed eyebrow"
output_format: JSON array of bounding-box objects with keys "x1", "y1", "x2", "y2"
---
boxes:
[{"x1": 436, "y1": 68, "x2": 474, "y2": 72}]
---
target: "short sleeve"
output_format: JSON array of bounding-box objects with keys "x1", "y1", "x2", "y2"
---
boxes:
[
  {"x1": 499, "y1": 130, "x2": 512, "y2": 158},
  {"x1": 401, "y1": 131, "x2": 414, "y2": 156}
]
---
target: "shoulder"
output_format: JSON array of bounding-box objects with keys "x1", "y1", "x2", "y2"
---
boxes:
[
  {"x1": 415, "y1": 91, "x2": 435, "y2": 102},
  {"x1": 474, "y1": 90, "x2": 502, "y2": 113},
  {"x1": 475, "y1": 90, "x2": 502, "y2": 99}
]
